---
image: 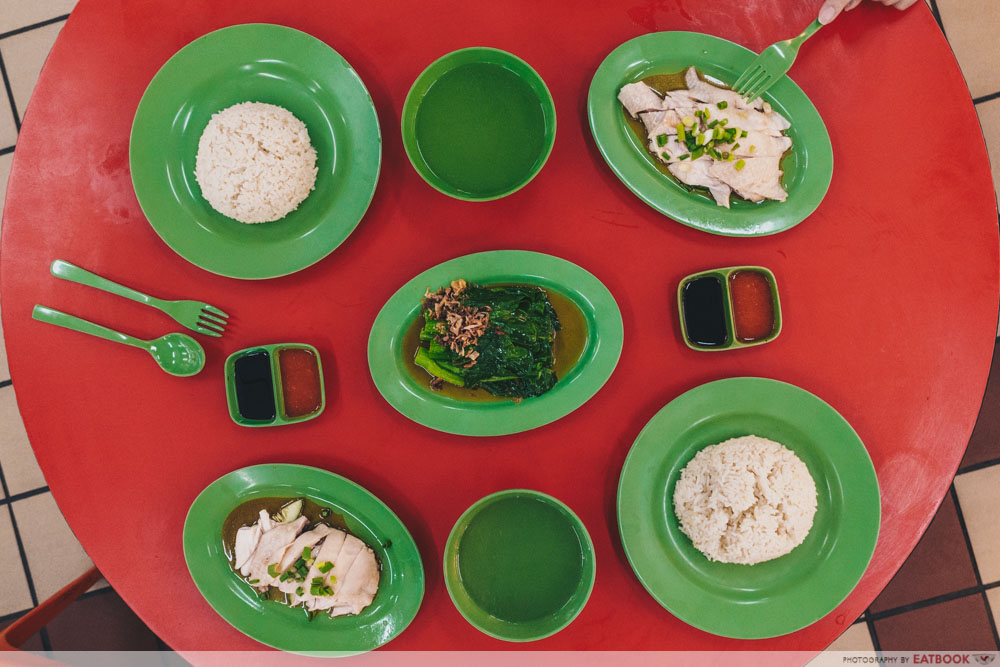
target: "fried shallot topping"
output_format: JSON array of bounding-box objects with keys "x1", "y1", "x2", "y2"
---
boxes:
[{"x1": 423, "y1": 280, "x2": 491, "y2": 363}]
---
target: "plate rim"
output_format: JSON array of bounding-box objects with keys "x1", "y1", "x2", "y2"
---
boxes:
[
  {"x1": 366, "y1": 249, "x2": 624, "y2": 436},
  {"x1": 181, "y1": 462, "x2": 425, "y2": 655},
  {"x1": 587, "y1": 30, "x2": 834, "y2": 237},
  {"x1": 129, "y1": 22, "x2": 382, "y2": 279},
  {"x1": 616, "y1": 376, "x2": 880, "y2": 639}
]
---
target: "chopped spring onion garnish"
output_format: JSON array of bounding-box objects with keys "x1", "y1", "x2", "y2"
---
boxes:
[
  {"x1": 248, "y1": 579, "x2": 259, "y2": 584},
  {"x1": 709, "y1": 148, "x2": 722, "y2": 160},
  {"x1": 319, "y1": 508, "x2": 331, "y2": 518},
  {"x1": 708, "y1": 120, "x2": 719, "y2": 129},
  {"x1": 704, "y1": 108, "x2": 711, "y2": 119},
  {"x1": 749, "y1": 145, "x2": 756, "y2": 152},
  {"x1": 691, "y1": 147, "x2": 705, "y2": 160},
  {"x1": 296, "y1": 587, "x2": 304, "y2": 596},
  {"x1": 696, "y1": 133, "x2": 706, "y2": 145},
  {"x1": 317, "y1": 561, "x2": 334, "y2": 573},
  {"x1": 741, "y1": 130, "x2": 748, "y2": 138},
  {"x1": 267, "y1": 564, "x2": 280, "y2": 578},
  {"x1": 717, "y1": 101, "x2": 728, "y2": 109},
  {"x1": 656, "y1": 134, "x2": 668, "y2": 147},
  {"x1": 279, "y1": 570, "x2": 293, "y2": 582},
  {"x1": 302, "y1": 547, "x2": 312, "y2": 559},
  {"x1": 678, "y1": 153, "x2": 690, "y2": 160},
  {"x1": 735, "y1": 159, "x2": 746, "y2": 171},
  {"x1": 720, "y1": 118, "x2": 729, "y2": 126},
  {"x1": 676, "y1": 124, "x2": 686, "y2": 142},
  {"x1": 732, "y1": 143, "x2": 740, "y2": 150},
  {"x1": 682, "y1": 115, "x2": 695, "y2": 127}
]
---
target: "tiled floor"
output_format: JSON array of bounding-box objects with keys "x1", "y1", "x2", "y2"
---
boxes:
[{"x1": 0, "y1": 0, "x2": 999, "y2": 656}]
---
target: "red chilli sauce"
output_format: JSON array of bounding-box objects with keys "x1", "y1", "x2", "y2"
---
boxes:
[{"x1": 728, "y1": 270, "x2": 775, "y2": 342}]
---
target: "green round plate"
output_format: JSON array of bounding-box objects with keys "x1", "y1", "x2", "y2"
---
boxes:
[
  {"x1": 367, "y1": 250, "x2": 623, "y2": 436},
  {"x1": 130, "y1": 24, "x2": 381, "y2": 279},
  {"x1": 617, "y1": 377, "x2": 880, "y2": 639},
  {"x1": 443, "y1": 490, "x2": 596, "y2": 641},
  {"x1": 401, "y1": 47, "x2": 556, "y2": 201},
  {"x1": 588, "y1": 32, "x2": 833, "y2": 236},
  {"x1": 182, "y1": 464, "x2": 424, "y2": 656}
]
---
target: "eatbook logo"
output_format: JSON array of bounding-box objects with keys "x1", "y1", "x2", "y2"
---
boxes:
[{"x1": 974, "y1": 656, "x2": 995, "y2": 665}]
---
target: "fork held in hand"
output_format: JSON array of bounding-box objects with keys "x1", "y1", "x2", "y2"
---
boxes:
[
  {"x1": 733, "y1": 18, "x2": 824, "y2": 103},
  {"x1": 50, "y1": 260, "x2": 229, "y2": 337}
]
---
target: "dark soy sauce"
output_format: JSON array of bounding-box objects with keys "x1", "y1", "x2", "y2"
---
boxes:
[
  {"x1": 682, "y1": 277, "x2": 729, "y2": 347},
  {"x1": 234, "y1": 351, "x2": 276, "y2": 421}
]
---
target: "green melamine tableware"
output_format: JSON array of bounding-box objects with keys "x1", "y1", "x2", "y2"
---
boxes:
[
  {"x1": 224, "y1": 343, "x2": 326, "y2": 427},
  {"x1": 617, "y1": 377, "x2": 880, "y2": 639},
  {"x1": 678, "y1": 265, "x2": 782, "y2": 351},
  {"x1": 130, "y1": 24, "x2": 381, "y2": 279},
  {"x1": 32, "y1": 305, "x2": 205, "y2": 377},
  {"x1": 183, "y1": 464, "x2": 424, "y2": 656},
  {"x1": 401, "y1": 47, "x2": 556, "y2": 200},
  {"x1": 588, "y1": 32, "x2": 833, "y2": 236},
  {"x1": 367, "y1": 250, "x2": 623, "y2": 436},
  {"x1": 443, "y1": 489, "x2": 595, "y2": 641}
]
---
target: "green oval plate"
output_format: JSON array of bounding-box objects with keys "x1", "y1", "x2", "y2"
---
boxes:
[
  {"x1": 588, "y1": 32, "x2": 833, "y2": 236},
  {"x1": 443, "y1": 489, "x2": 596, "y2": 641},
  {"x1": 367, "y1": 250, "x2": 623, "y2": 436},
  {"x1": 617, "y1": 377, "x2": 879, "y2": 639},
  {"x1": 130, "y1": 24, "x2": 381, "y2": 279},
  {"x1": 182, "y1": 464, "x2": 424, "y2": 656}
]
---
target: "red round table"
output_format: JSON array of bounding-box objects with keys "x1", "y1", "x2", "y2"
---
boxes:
[{"x1": 2, "y1": 0, "x2": 996, "y2": 654}]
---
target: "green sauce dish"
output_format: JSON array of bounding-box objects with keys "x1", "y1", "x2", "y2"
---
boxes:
[
  {"x1": 678, "y1": 266, "x2": 782, "y2": 351},
  {"x1": 224, "y1": 343, "x2": 325, "y2": 427},
  {"x1": 402, "y1": 47, "x2": 556, "y2": 201},
  {"x1": 443, "y1": 489, "x2": 595, "y2": 642}
]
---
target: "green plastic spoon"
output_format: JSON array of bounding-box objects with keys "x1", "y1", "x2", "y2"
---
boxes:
[{"x1": 32, "y1": 305, "x2": 205, "y2": 377}]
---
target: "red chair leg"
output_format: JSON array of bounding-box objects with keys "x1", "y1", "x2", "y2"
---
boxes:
[{"x1": 0, "y1": 566, "x2": 102, "y2": 650}]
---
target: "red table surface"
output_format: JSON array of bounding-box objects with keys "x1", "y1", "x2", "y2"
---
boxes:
[{"x1": 1, "y1": 0, "x2": 997, "y2": 654}]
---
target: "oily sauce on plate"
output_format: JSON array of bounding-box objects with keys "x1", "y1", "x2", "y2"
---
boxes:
[{"x1": 402, "y1": 287, "x2": 588, "y2": 402}]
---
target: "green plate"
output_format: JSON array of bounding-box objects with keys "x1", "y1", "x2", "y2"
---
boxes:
[
  {"x1": 130, "y1": 24, "x2": 381, "y2": 279},
  {"x1": 182, "y1": 464, "x2": 424, "y2": 656},
  {"x1": 617, "y1": 378, "x2": 879, "y2": 639},
  {"x1": 588, "y1": 32, "x2": 833, "y2": 236},
  {"x1": 367, "y1": 250, "x2": 623, "y2": 436},
  {"x1": 443, "y1": 490, "x2": 596, "y2": 641}
]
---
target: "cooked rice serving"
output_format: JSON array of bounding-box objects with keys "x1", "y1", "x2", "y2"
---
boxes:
[
  {"x1": 194, "y1": 102, "x2": 318, "y2": 224},
  {"x1": 672, "y1": 435, "x2": 817, "y2": 565}
]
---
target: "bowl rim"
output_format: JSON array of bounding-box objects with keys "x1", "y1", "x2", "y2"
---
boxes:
[{"x1": 401, "y1": 46, "x2": 557, "y2": 202}]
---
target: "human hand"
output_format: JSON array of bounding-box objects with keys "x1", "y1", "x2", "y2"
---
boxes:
[{"x1": 818, "y1": 0, "x2": 920, "y2": 25}]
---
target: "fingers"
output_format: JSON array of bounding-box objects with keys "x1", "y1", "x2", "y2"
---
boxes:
[
  {"x1": 846, "y1": 0, "x2": 863, "y2": 9},
  {"x1": 818, "y1": 0, "x2": 854, "y2": 24},
  {"x1": 892, "y1": 0, "x2": 921, "y2": 8}
]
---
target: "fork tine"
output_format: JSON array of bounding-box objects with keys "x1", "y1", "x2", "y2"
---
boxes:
[
  {"x1": 202, "y1": 304, "x2": 229, "y2": 319},
  {"x1": 195, "y1": 325, "x2": 223, "y2": 338},
  {"x1": 740, "y1": 70, "x2": 768, "y2": 98},
  {"x1": 745, "y1": 74, "x2": 773, "y2": 103},
  {"x1": 197, "y1": 317, "x2": 226, "y2": 332},
  {"x1": 199, "y1": 311, "x2": 227, "y2": 326},
  {"x1": 733, "y1": 64, "x2": 760, "y2": 93}
]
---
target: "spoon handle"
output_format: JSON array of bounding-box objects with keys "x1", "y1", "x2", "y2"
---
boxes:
[{"x1": 32, "y1": 305, "x2": 148, "y2": 350}]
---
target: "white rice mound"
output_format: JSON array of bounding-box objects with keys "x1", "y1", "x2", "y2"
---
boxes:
[
  {"x1": 194, "y1": 102, "x2": 318, "y2": 224},
  {"x1": 672, "y1": 435, "x2": 817, "y2": 565}
]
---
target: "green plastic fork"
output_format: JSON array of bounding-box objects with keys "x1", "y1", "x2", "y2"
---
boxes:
[
  {"x1": 50, "y1": 260, "x2": 229, "y2": 337},
  {"x1": 733, "y1": 18, "x2": 824, "y2": 103}
]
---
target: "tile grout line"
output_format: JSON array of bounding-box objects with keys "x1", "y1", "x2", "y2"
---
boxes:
[
  {"x1": 0, "y1": 49, "x2": 21, "y2": 131},
  {"x1": 950, "y1": 484, "x2": 1000, "y2": 648},
  {"x1": 0, "y1": 485, "x2": 49, "y2": 507},
  {"x1": 0, "y1": 380, "x2": 12, "y2": 389},
  {"x1": 0, "y1": 145, "x2": 13, "y2": 156},
  {"x1": 865, "y1": 605, "x2": 883, "y2": 654},
  {"x1": 974, "y1": 91, "x2": 1000, "y2": 106},
  {"x1": 957, "y1": 456, "x2": 1000, "y2": 476},
  {"x1": 0, "y1": 15, "x2": 70, "y2": 42},
  {"x1": 869, "y1": 585, "x2": 993, "y2": 621}
]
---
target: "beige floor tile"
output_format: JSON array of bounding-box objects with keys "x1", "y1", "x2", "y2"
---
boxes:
[
  {"x1": 12, "y1": 492, "x2": 94, "y2": 601},
  {"x1": 0, "y1": 1, "x2": 77, "y2": 36},
  {"x1": 987, "y1": 587, "x2": 1000, "y2": 628},
  {"x1": 0, "y1": 508, "x2": 33, "y2": 615},
  {"x1": 0, "y1": 150, "x2": 12, "y2": 214},
  {"x1": 0, "y1": 292, "x2": 8, "y2": 382},
  {"x1": 0, "y1": 387, "x2": 43, "y2": 495},
  {"x1": 937, "y1": 0, "x2": 1000, "y2": 99},
  {"x1": 809, "y1": 623, "x2": 876, "y2": 666},
  {"x1": 0, "y1": 99, "x2": 15, "y2": 148},
  {"x1": 0, "y1": 21, "x2": 65, "y2": 124},
  {"x1": 976, "y1": 97, "x2": 1000, "y2": 204},
  {"x1": 954, "y1": 465, "x2": 1000, "y2": 584}
]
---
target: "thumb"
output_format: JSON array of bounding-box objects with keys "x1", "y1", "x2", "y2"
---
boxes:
[{"x1": 818, "y1": 0, "x2": 853, "y2": 24}]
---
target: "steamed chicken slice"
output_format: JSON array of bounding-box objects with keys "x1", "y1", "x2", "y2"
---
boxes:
[
  {"x1": 638, "y1": 108, "x2": 680, "y2": 135},
  {"x1": 273, "y1": 525, "x2": 334, "y2": 595},
  {"x1": 328, "y1": 546, "x2": 380, "y2": 617},
  {"x1": 709, "y1": 157, "x2": 787, "y2": 202},
  {"x1": 307, "y1": 533, "x2": 366, "y2": 612},
  {"x1": 239, "y1": 515, "x2": 308, "y2": 587},
  {"x1": 617, "y1": 82, "x2": 664, "y2": 119},
  {"x1": 289, "y1": 529, "x2": 347, "y2": 607},
  {"x1": 718, "y1": 130, "x2": 791, "y2": 158},
  {"x1": 233, "y1": 523, "x2": 261, "y2": 572},
  {"x1": 668, "y1": 158, "x2": 732, "y2": 208},
  {"x1": 683, "y1": 67, "x2": 762, "y2": 112}
]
